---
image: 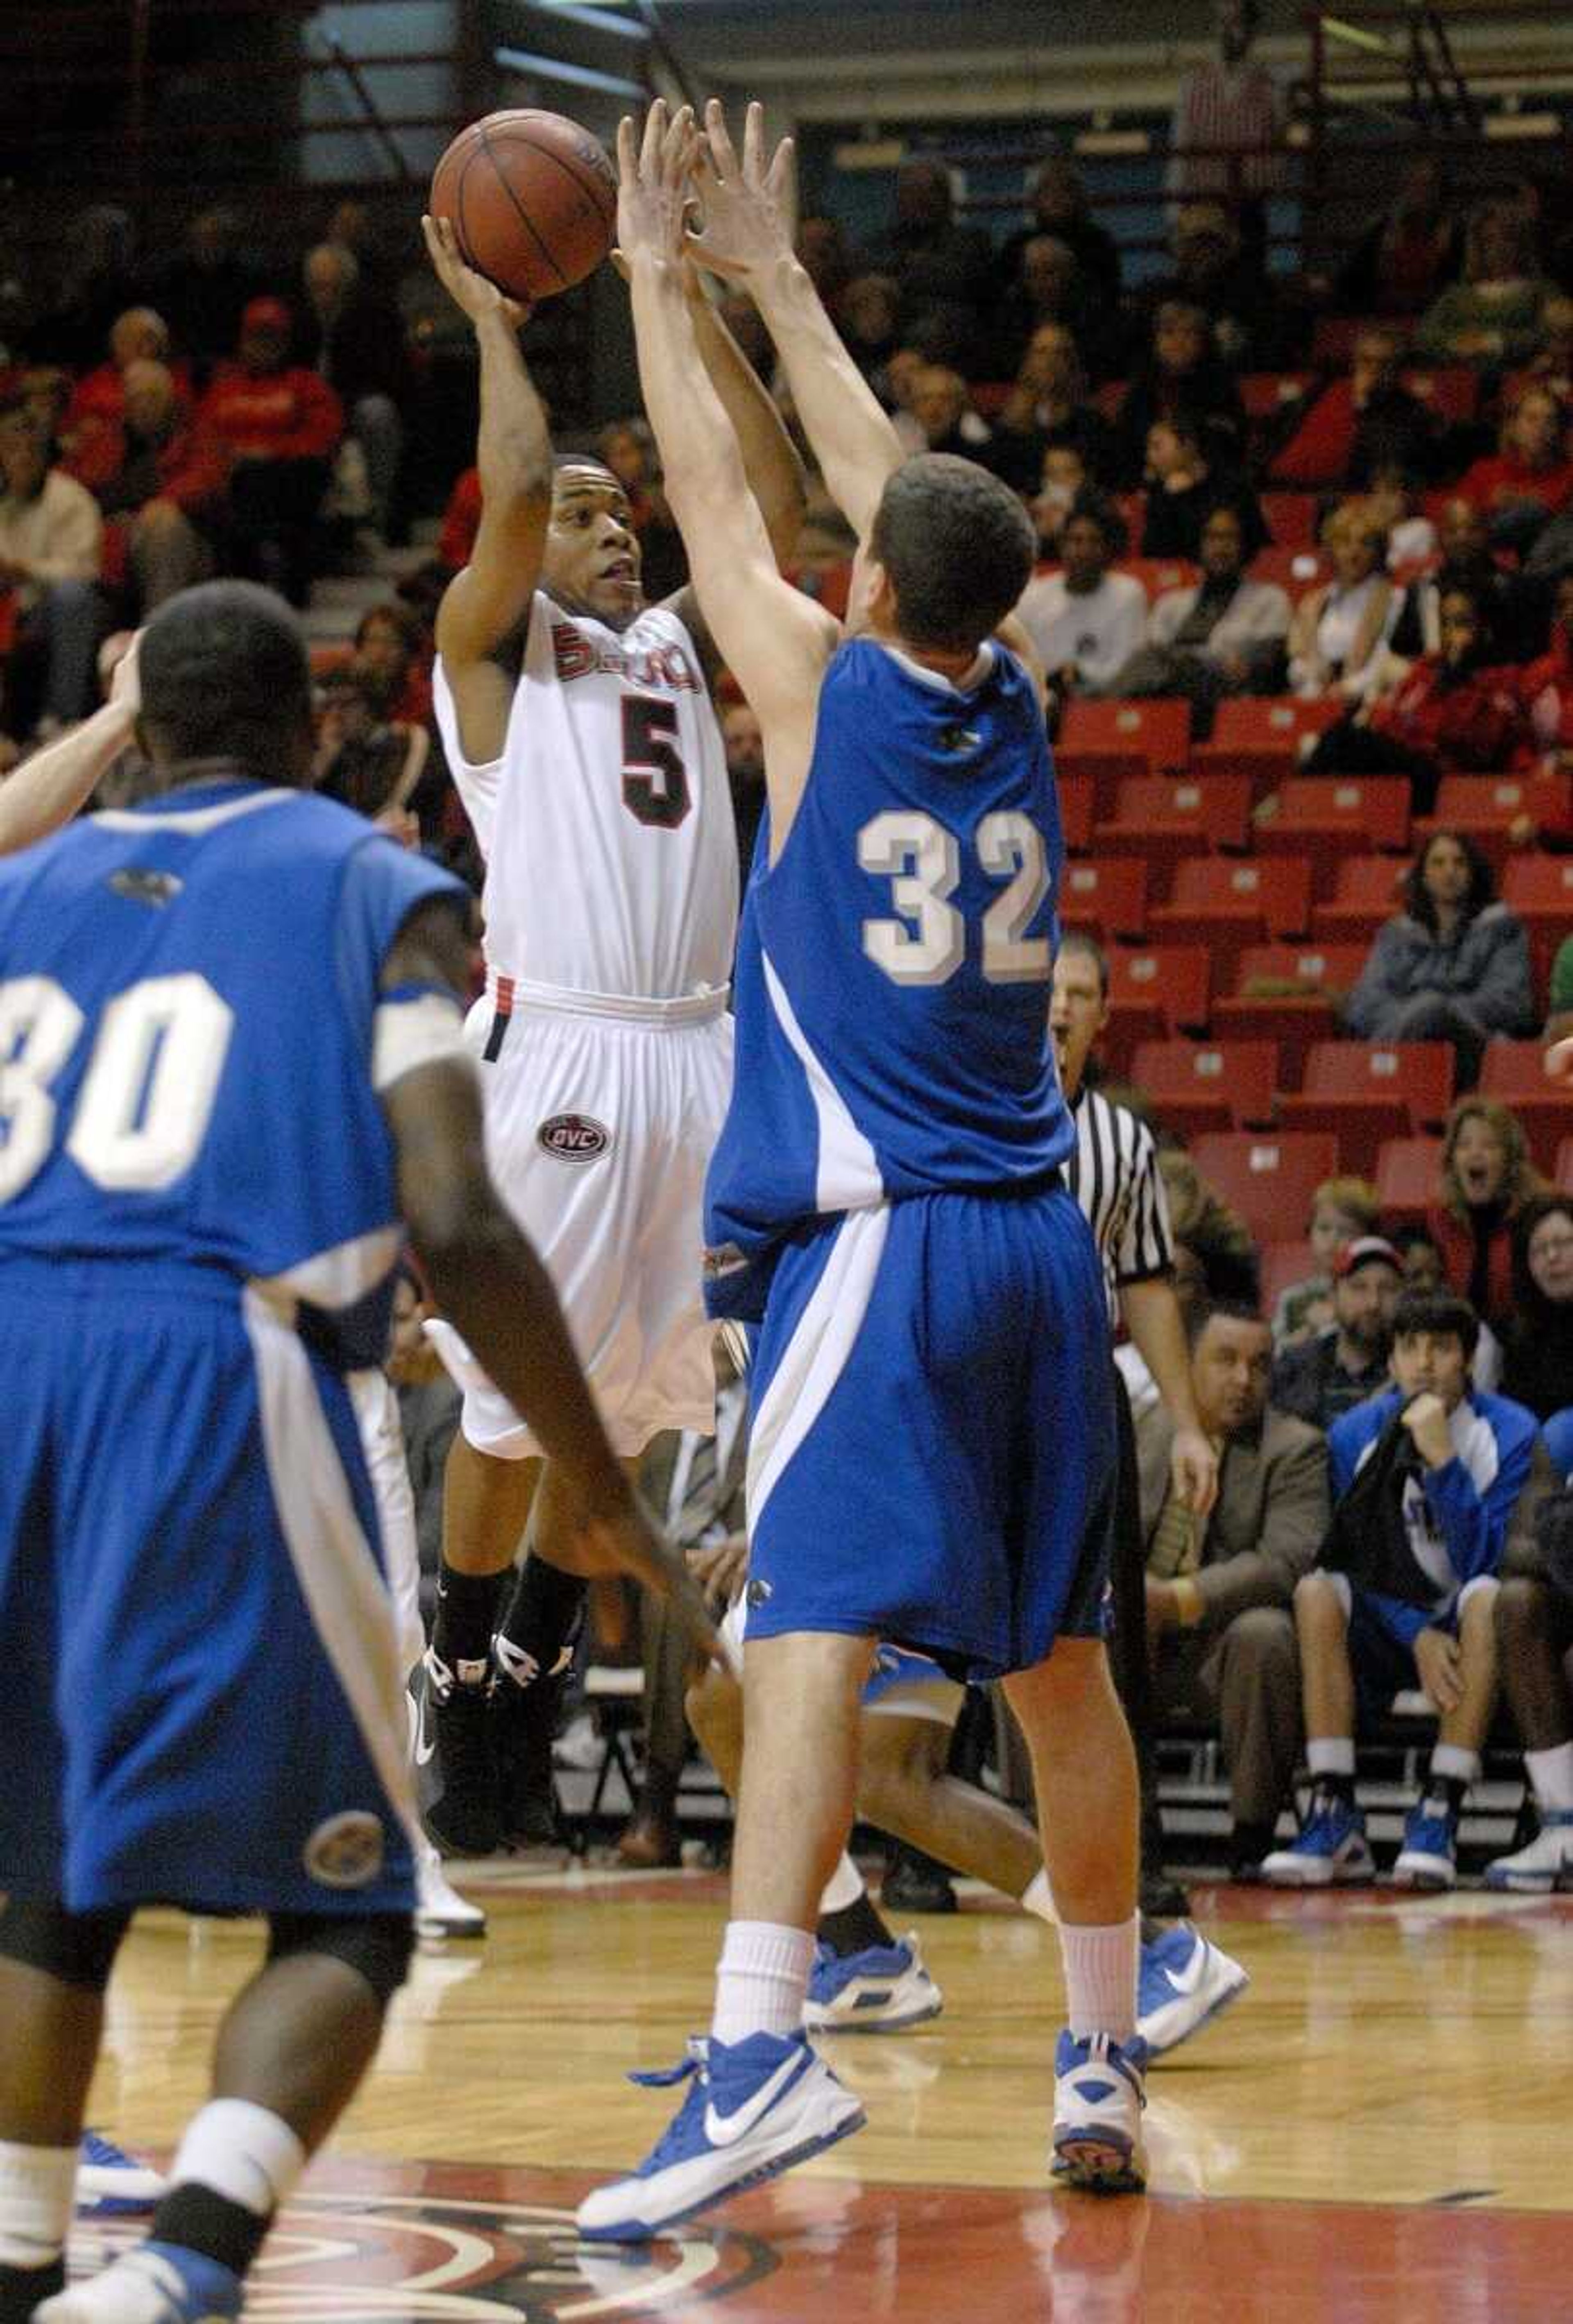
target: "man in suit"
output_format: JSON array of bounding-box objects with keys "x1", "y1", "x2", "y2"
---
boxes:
[{"x1": 1137, "y1": 1299, "x2": 1330, "y2": 1874}]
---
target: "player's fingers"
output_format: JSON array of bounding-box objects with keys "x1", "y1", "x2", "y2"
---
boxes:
[
  {"x1": 765, "y1": 134, "x2": 796, "y2": 208},
  {"x1": 616, "y1": 113, "x2": 639, "y2": 188},
  {"x1": 704, "y1": 95, "x2": 741, "y2": 183},
  {"x1": 742, "y1": 99, "x2": 764, "y2": 185},
  {"x1": 662, "y1": 102, "x2": 695, "y2": 184},
  {"x1": 640, "y1": 98, "x2": 668, "y2": 179}
]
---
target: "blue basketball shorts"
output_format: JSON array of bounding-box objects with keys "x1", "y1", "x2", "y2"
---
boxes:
[
  {"x1": 741, "y1": 1182, "x2": 1116, "y2": 1684},
  {"x1": 0, "y1": 1259, "x2": 417, "y2": 1918}
]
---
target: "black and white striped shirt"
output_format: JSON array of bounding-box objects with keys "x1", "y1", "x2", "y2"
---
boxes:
[{"x1": 1064, "y1": 1084, "x2": 1174, "y2": 1328}]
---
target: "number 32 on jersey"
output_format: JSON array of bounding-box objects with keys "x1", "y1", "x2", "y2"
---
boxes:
[{"x1": 859, "y1": 809, "x2": 1051, "y2": 987}]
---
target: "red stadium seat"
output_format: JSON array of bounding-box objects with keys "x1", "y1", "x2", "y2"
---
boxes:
[
  {"x1": 1116, "y1": 557, "x2": 1199, "y2": 603},
  {"x1": 1058, "y1": 774, "x2": 1096, "y2": 855},
  {"x1": 1059, "y1": 857, "x2": 1150, "y2": 941},
  {"x1": 1375, "y1": 1136, "x2": 1444, "y2": 1224},
  {"x1": 1260, "y1": 493, "x2": 1318, "y2": 549},
  {"x1": 1311, "y1": 851, "x2": 1410, "y2": 940},
  {"x1": 1416, "y1": 773, "x2": 1573, "y2": 878},
  {"x1": 1129, "y1": 1039, "x2": 1279, "y2": 1139},
  {"x1": 1240, "y1": 371, "x2": 1315, "y2": 422},
  {"x1": 1191, "y1": 695, "x2": 1344, "y2": 796},
  {"x1": 1102, "y1": 947, "x2": 1212, "y2": 1074},
  {"x1": 1208, "y1": 941, "x2": 1369, "y2": 1084},
  {"x1": 1149, "y1": 856, "x2": 1313, "y2": 975},
  {"x1": 1557, "y1": 1138, "x2": 1573, "y2": 1196},
  {"x1": 1279, "y1": 1041, "x2": 1455, "y2": 1176},
  {"x1": 1191, "y1": 1132, "x2": 1341, "y2": 1242},
  {"x1": 1478, "y1": 1041, "x2": 1571, "y2": 1175},
  {"x1": 1501, "y1": 853, "x2": 1573, "y2": 996},
  {"x1": 1260, "y1": 1238, "x2": 1318, "y2": 1317},
  {"x1": 1263, "y1": 780, "x2": 1412, "y2": 897},
  {"x1": 1058, "y1": 699, "x2": 1192, "y2": 784},
  {"x1": 1401, "y1": 365, "x2": 1479, "y2": 425},
  {"x1": 1247, "y1": 544, "x2": 1332, "y2": 602},
  {"x1": 1097, "y1": 774, "x2": 1253, "y2": 860}
]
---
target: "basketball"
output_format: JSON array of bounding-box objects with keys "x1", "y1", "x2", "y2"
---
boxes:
[{"x1": 429, "y1": 109, "x2": 617, "y2": 303}]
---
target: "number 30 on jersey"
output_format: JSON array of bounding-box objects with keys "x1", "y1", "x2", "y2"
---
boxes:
[{"x1": 858, "y1": 809, "x2": 1051, "y2": 987}]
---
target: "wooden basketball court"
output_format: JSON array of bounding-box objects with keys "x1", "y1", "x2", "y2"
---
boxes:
[{"x1": 84, "y1": 1862, "x2": 1572, "y2": 2322}]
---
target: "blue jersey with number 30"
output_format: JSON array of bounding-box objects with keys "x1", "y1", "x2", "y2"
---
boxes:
[
  {"x1": 705, "y1": 637, "x2": 1073, "y2": 1283},
  {"x1": 0, "y1": 779, "x2": 462, "y2": 1359}
]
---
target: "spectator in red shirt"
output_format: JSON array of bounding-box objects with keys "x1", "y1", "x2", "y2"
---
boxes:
[
  {"x1": 1457, "y1": 386, "x2": 1573, "y2": 549},
  {"x1": 198, "y1": 296, "x2": 342, "y2": 602},
  {"x1": 60, "y1": 308, "x2": 197, "y2": 497},
  {"x1": 1269, "y1": 326, "x2": 1435, "y2": 491},
  {"x1": 94, "y1": 359, "x2": 230, "y2": 613}
]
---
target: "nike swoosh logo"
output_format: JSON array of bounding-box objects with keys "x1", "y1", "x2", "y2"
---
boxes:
[
  {"x1": 1159, "y1": 1943, "x2": 1206, "y2": 1998},
  {"x1": 703, "y1": 2052, "x2": 803, "y2": 2147},
  {"x1": 414, "y1": 1687, "x2": 437, "y2": 1767}
]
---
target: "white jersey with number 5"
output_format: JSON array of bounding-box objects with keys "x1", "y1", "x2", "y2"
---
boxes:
[{"x1": 434, "y1": 592, "x2": 736, "y2": 1002}]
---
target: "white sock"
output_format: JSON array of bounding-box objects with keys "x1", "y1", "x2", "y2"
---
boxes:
[
  {"x1": 1526, "y1": 1741, "x2": 1573, "y2": 1814},
  {"x1": 1306, "y1": 1738, "x2": 1356, "y2": 1779},
  {"x1": 1428, "y1": 1742, "x2": 1479, "y2": 1793},
  {"x1": 819, "y1": 1852, "x2": 867, "y2": 1915},
  {"x1": 0, "y1": 2141, "x2": 76, "y2": 2270},
  {"x1": 1059, "y1": 1915, "x2": 1139, "y2": 2045},
  {"x1": 168, "y1": 2100, "x2": 306, "y2": 2219},
  {"x1": 711, "y1": 1921, "x2": 815, "y2": 2046},
  {"x1": 1021, "y1": 1869, "x2": 1056, "y2": 1923}
]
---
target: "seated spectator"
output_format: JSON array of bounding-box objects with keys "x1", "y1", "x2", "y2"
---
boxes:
[
  {"x1": 1310, "y1": 587, "x2": 1533, "y2": 815},
  {"x1": 1263, "y1": 1290, "x2": 1537, "y2": 1890},
  {"x1": 1015, "y1": 496, "x2": 1146, "y2": 709},
  {"x1": 837, "y1": 274, "x2": 903, "y2": 398},
  {"x1": 1413, "y1": 199, "x2": 1555, "y2": 370},
  {"x1": 1343, "y1": 828, "x2": 1534, "y2": 1083},
  {"x1": 986, "y1": 323, "x2": 1117, "y2": 495},
  {"x1": 1499, "y1": 1196, "x2": 1573, "y2": 1423},
  {"x1": 1028, "y1": 444, "x2": 1092, "y2": 557},
  {"x1": 1547, "y1": 930, "x2": 1573, "y2": 1049},
  {"x1": 1114, "y1": 300, "x2": 1248, "y2": 488},
  {"x1": 993, "y1": 234, "x2": 1113, "y2": 384},
  {"x1": 997, "y1": 153, "x2": 1122, "y2": 311},
  {"x1": 1272, "y1": 1235, "x2": 1405, "y2": 1430},
  {"x1": 60, "y1": 307, "x2": 187, "y2": 496},
  {"x1": 1391, "y1": 496, "x2": 1535, "y2": 664},
  {"x1": 199, "y1": 296, "x2": 342, "y2": 602},
  {"x1": 1113, "y1": 502, "x2": 1287, "y2": 705},
  {"x1": 1487, "y1": 1487, "x2": 1573, "y2": 1889},
  {"x1": 1145, "y1": 201, "x2": 1280, "y2": 370},
  {"x1": 1391, "y1": 1222, "x2": 1505, "y2": 1389},
  {"x1": 311, "y1": 660, "x2": 426, "y2": 838},
  {"x1": 866, "y1": 158, "x2": 994, "y2": 344},
  {"x1": 147, "y1": 204, "x2": 263, "y2": 379},
  {"x1": 1428, "y1": 1095, "x2": 1543, "y2": 1333},
  {"x1": 1334, "y1": 154, "x2": 1462, "y2": 319},
  {"x1": 1137, "y1": 1299, "x2": 1330, "y2": 1879},
  {"x1": 1363, "y1": 461, "x2": 1437, "y2": 575},
  {"x1": 297, "y1": 242, "x2": 408, "y2": 541},
  {"x1": 1269, "y1": 327, "x2": 1436, "y2": 492},
  {"x1": 1139, "y1": 416, "x2": 1267, "y2": 563},
  {"x1": 95, "y1": 359, "x2": 230, "y2": 613},
  {"x1": 1287, "y1": 502, "x2": 1400, "y2": 701},
  {"x1": 1518, "y1": 568, "x2": 1573, "y2": 772},
  {"x1": 905, "y1": 364, "x2": 993, "y2": 459},
  {"x1": 1271, "y1": 1174, "x2": 1382, "y2": 1346},
  {"x1": 354, "y1": 599, "x2": 431, "y2": 726},
  {"x1": 1456, "y1": 385, "x2": 1573, "y2": 554},
  {"x1": 0, "y1": 398, "x2": 103, "y2": 740}
]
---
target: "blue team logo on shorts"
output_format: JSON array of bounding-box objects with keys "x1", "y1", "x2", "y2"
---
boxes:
[
  {"x1": 304, "y1": 1811, "x2": 386, "y2": 1890},
  {"x1": 537, "y1": 1113, "x2": 612, "y2": 1163}
]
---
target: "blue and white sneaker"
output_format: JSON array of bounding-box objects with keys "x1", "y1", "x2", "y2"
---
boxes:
[
  {"x1": 802, "y1": 1933, "x2": 943, "y2": 2034},
  {"x1": 1136, "y1": 1925, "x2": 1250, "y2": 2058},
  {"x1": 576, "y1": 2030, "x2": 866, "y2": 2242},
  {"x1": 1051, "y1": 2030, "x2": 1148, "y2": 2194},
  {"x1": 1392, "y1": 1794, "x2": 1460, "y2": 1891},
  {"x1": 75, "y1": 2133, "x2": 166, "y2": 2215},
  {"x1": 36, "y1": 2243, "x2": 243, "y2": 2324},
  {"x1": 1261, "y1": 1790, "x2": 1375, "y2": 1887},
  {"x1": 1485, "y1": 1809, "x2": 1573, "y2": 1893}
]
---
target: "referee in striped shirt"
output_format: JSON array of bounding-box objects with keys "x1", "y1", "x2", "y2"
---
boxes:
[{"x1": 1052, "y1": 932, "x2": 1218, "y2": 1915}]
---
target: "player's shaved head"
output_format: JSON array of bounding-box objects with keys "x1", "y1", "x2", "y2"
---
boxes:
[
  {"x1": 871, "y1": 454, "x2": 1036, "y2": 654},
  {"x1": 139, "y1": 580, "x2": 315, "y2": 787}
]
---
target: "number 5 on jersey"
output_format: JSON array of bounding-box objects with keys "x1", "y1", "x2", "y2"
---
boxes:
[{"x1": 859, "y1": 809, "x2": 1051, "y2": 987}]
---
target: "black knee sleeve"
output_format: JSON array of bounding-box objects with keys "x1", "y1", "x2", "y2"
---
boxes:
[
  {"x1": 265, "y1": 1911, "x2": 415, "y2": 2007},
  {"x1": 0, "y1": 1898, "x2": 131, "y2": 1991}
]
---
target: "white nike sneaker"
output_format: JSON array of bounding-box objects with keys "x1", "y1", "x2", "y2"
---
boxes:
[
  {"x1": 77, "y1": 2132, "x2": 166, "y2": 2213},
  {"x1": 1136, "y1": 1925, "x2": 1249, "y2": 2058},
  {"x1": 576, "y1": 2031, "x2": 865, "y2": 2242},
  {"x1": 1484, "y1": 1809, "x2": 1573, "y2": 1893},
  {"x1": 1051, "y1": 2030, "x2": 1148, "y2": 2194},
  {"x1": 415, "y1": 1838, "x2": 487, "y2": 1939},
  {"x1": 802, "y1": 1932, "x2": 943, "y2": 2033}
]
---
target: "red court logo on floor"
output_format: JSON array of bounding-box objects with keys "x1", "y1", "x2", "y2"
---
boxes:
[{"x1": 72, "y1": 2191, "x2": 775, "y2": 2320}]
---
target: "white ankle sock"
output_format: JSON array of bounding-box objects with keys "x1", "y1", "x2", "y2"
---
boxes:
[
  {"x1": 1059, "y1": 1915, "x2": 1139, "y2": 2044},
  {"x1": 820, "y1": 1853, "x2": 867, "y2": 1914},
  {"x1": 1526, "y1": 1741, "x2": 1573, "y2": 1814},
  {"x1": 1306, "y1": 1737, "x2": 1356, "y2": 1779},
  {"x1": 168, "y1": 2101, "x2": 305, "y2": 2219},
  {"x1": 0, "y1": 2141, "x2": 76, "y2": 2270},
  {"x1": 711, "y1": 1921, "x2": 815, "y2": 2046},
  {"x1": 1021, "y1": 1869, "x2": 1056, "y2": 1923}
]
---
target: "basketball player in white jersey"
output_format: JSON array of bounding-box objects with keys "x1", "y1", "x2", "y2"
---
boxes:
[{"x1": 417, "y1": 215, "x2": 804, "y2": 1854}]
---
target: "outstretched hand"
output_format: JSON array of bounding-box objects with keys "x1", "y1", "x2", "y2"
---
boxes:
[
  {"x1": 421, "y1": 213, "x2": 529, "y2": 330},
  {"x1": 615, "y1": 100, "x2": 699, "y2": 271},
  {"x1": 687, "y1": 98, "x2": 796, "y2": 281}
]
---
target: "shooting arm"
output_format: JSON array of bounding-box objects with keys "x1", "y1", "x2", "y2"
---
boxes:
[
  {"x1": 687, "y1": 273, "x2": 805, "y2": 564},
  {"x1": 750, "y1": 256, "x2": 904, "y2": 543}
]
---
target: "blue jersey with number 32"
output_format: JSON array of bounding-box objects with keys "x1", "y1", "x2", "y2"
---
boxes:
[
  {"x1": 705, "y1": 637, "x2": 1073, "y2": 1279},
  {"x1": 0, "y1": 779, "x2": 462, "y2": 1359}
]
